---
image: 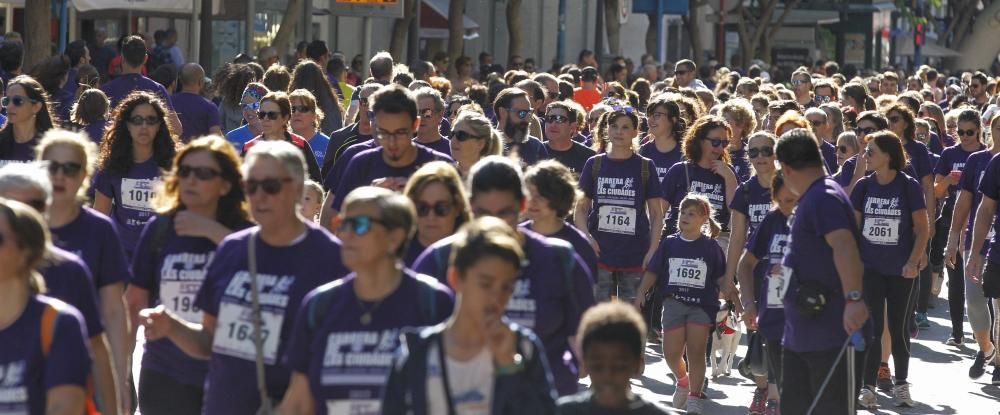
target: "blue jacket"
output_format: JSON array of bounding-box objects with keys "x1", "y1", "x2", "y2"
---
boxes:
[{"x1": 381, "y1": 322, "x2": 558, "y2": 415}]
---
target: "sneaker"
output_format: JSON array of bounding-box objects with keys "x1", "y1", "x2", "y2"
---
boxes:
[
  {"x1": 749, "y1": 387, "x2": 767, "y2": 414},
  {"x1": 877, "y1": 365, "x2": 894, "y2": 392},
  {"x1": 858, "y1": 386, "x2": 878, "y2": 409},
  {"x1": 915, "y1": 312, "x2": 931, "y2": 329},
  {"x1": 686, "y1": 393, "x2": 705, "y2": 415},
  {"x1": 970, "y1": 349, "x2": 993, "y2": 379},
  {"x1": 946, "y1": 336, "x2": 964, "y2": 346},
  {"x1": 893, "y1": 383, "x2": 914, "y2": 407},
  {"x1": 672, "y1": 377, "x2": 689, "y2": 408},
  {"x1": 765, "y1": 399, "x2": 780, "y2": 415},
  {"x1": 993, "y1": 367, "x2": 1000, "y2": 385}
]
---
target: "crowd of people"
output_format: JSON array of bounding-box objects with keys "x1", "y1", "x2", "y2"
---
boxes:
[{"x1": 0, "y1": 29, "x2": 999, "y2": 415}]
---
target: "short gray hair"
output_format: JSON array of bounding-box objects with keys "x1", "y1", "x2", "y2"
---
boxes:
[
  {"x1": 0, "y1": 163, "x2": 52, "y2": 208},
  {"x1": 242, "y1": 140, "x2": 307, "y2": 193},
  {"x1": 414, "y1": 87, "x2": 445, "y2": 113},
  {"x1": 370, "y1": 51, "x2": 394, "y2": 80}
]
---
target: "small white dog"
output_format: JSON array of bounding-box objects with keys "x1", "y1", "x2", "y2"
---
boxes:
[{"x1": 710, "y1": 302, "x2": 743, "y2": 378}]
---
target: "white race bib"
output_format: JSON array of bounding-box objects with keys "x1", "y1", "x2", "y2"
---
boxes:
[
  {"x1": 212, "y1": 301, "x2": 284, "y2": 364},
  {"x1": 667, "y1": 258, "x2": 707, "y2": 289},
  {"x1": 597, "y1": 205, "x2": 637, "y2": 235},
  {"x1": 325, "y1": 400, "x2": 380, "y2": 415},
  {"x1": 121, "y1": 178, "x2": 157, "y2": 211},
  {"x1": 766, "y1": 265, "x2": 791, "y2": 308},
  {"x1": 863, "y1": 217, "x2": 900, "y2": 245},
  {"x1": 160, "y1": 280, "x2": 203, "y2": 322}
]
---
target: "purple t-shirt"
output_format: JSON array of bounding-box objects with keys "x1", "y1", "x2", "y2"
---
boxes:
[
  {"x1": 2, "y1": 136, "x2": 39, "y2": 165},
  {"x1": 782, "y1": 177, "x2": 859, "y2": 353},
  {"x1": 820, "y1": 141, "x2": 838, "y2": 176},
  {"x1": 332, "y1": 144, "x2": 453, "y2": 211},
  {"x1": 638, "y1": 141, "x2": 682, "y2": 183},
  {"x1": 729, "y1": 148, "x2": 751, "y2": 184},
  {"x1": 835, "y1": 154, "x2": 919, "y2": 188},
  {"x1": 0, "y1": 295, "x2": 91, "y2": 415},
  {"x1": 50, "y1": 206, "x2": 131, "y2": 288},
  {"x1": 961, "y1": 150, "x2": 997, "y2": 248},
  {"x1": 850, "y1": 173, "x2": 926, "y2": 276},
  {"x1": 40, "y1": 247, "x2": 103, "y2": 338},
  {"x1": 975, "y1": 153, "x2": 1000, "y2": 264},
  {"x1": 323, "y1": 139, "x2": 377, "y2": 193},
  {"x1": 99, "y1": 73, "x2": 173, "y2": 110},
  {"x1": 729, "y1": 176, "x2": 772, "y2": 235},
  {"x1": 402, "y1": 238, "x2": 427, "y2": 268},
  {"x1": 747, "y1": 210, "x2": 790, "y2": 340},
  {"x1": 83, "y1": 120, "x2": 107, "y2": 144},
  {"x1": 934, "y1": 144, "x2": 984, "y2": 194},
  {"x1": 93, "y1": 158, "x2": 163, "y2": 258},
  {"x1": 286, "y1": 271, "x2": 454, "y2": 414},
  {"x1": 172, "y1": 91, "x2": 221, "y2": 142},
  {"x1": 647, "y1": 233, "x2": 725, "y2": 318},
  {"x1": 412, "y1": 229, "x2": 595, "y2": 396},
  {"x1": 661, "y1": 161, "x2": 734, "y2": 233},
  {"x1": 903, "y1": 139, "x2": 933, "y2": 181},
  {"x1": 521, "y1": 220, "x2": 598, "y2": 279},
  {"x1": 578, "y1": 154, "x2": 663, "y2": 269},
  {"x1": 193, "y1": 224, "x2": 349, "y2": 415},
  {"x1": 414, "y1": 135, "x2": 452, "y2": 157},
  {"x1": 504, "y1": 136, "x2": 551, "y2": 167},
  {"x1": 52, "y1": 88, "x2": 75, "y2": 124}
]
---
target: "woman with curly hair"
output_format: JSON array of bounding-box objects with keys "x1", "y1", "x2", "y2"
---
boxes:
[
  {"x1": 0, "y1": 75, "x2": 58, "y2": 162},
  {"x1": 92, "y1": 91, "x2": 179, "y2": 258},
  {"x1": 216, "y1": 63, "x2": 259, "y2": 132}
]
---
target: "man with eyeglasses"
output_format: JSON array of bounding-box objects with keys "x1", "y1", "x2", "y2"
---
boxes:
[
  {"x1": 814, "y1": 79, "x2": 839, "y2": 106},
  {"x1": 412, "y1": 87, "x2": 450, "y2": 157},
  {"x1": 494, "y1": 87, "x2": 550, "y2": 167},
  {"x1": 805, "y1": 108, "x2": 838, "y2": 174},
  {"x1": 101, "y1": 35, "x2": 182, "y2": 135},
  {"x1": 970, "y1": 72, "x2": 991, "y2": 111},
  {"x1": 791, "y1": 70, "x2": 816, "y2": 109},
  {"x1": 672, "y1": 59, "x2": 708, "y2": 91},
  {"x1": 326, "y1": 84, "x2": 452, "y2": 221},
  {"x1": 543, "y1": 101, "x2": 595, "y2": 175}
]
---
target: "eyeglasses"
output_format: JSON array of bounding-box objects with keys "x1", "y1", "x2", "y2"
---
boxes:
[
  {"x1": 855, "y1": 126, "x2": 877, "y2": 136},
  {"x1": 546, "y1": 114, "x2": 569, "y2": 124},
  {"x1": 241, "y1": 101, "x2": 261, "y2": 111},
  {"x1": 127, "y1": 116, "x2": 162, "y2": 126},
  {"x1": 416, "y1": 201, "x2": 453, "y2": 217},
  {"x1": 177, "y1": 165, "x2": 221, "y2": 180},
  {"x1": 747, "y1": 146, "x2": 774, "y2": 158},
  {"x1": 509, "y1": 108, "x2": 531, "y2": 120},
  {"x1": 888, "y1": 115, "x2": 902, "y2": 124},
  {"x1": 45, "y1": 160, "x2": 83, "y2": 177},
  {"x1": 243, "y1": 177, "x2": 293, "y2": 195},
  {"x1": 376, "y1": 130, "x2": 413, "y2": 142},
  {"x1": 815, "y1": 95, "x2": 832, "y2": 103},
  {"x1": 450, "y1": 130, "x2": 480, "y2": 142},
  {"x1": 837, "y1": 145, "x2": 852, "y2": 154},
  {"x1": 2, "y1": 96, "x2": 38, "y2": 107},
  {"x1": 791, "y1": 80, "x2": 807, "y2": 86},
  {"x1": 705, "y1": 138, "x2": 729, "y2": 148},
  {"x1": 291, "y1": 105, "x2": 313, "y2": 114},
  {"x1": 337, "y1": 215, "x2": 386, "y2": 236},
  {"x1": 957, "y1": 129, "x2": 978, "y2": 137},
  {"x1": 809, "y1": 119, "x2": 826, "y2": 127},
  {"x1": 612, "y1": 104, "x2": 634, "y2": 114},
  {"x1": 257, "y1": 111, "x2": 281, "y2": 120}
]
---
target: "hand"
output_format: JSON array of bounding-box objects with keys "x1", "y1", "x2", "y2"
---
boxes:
[
  {"x1": 711, "y1": 160, "x2": 736, "y2": 181},
  {"x1": 944, "y1": 240, "x2": 959, "y2": 269},
  {"x1": 967, "y1": 254, "x2": 984, "y2": 284},
  {"x1": 370, "y1": 177, "x2": 406, "y2": 191},
  {"x1": 854, "y1": 152, "x2": 868, "y2": 177},
  {"x1": 947, "y1": 173, "x2": 961, "y2": 186},
  {"x1": 642, "y1": 249, "x2": 656, "y2": 269},
  {"x1": 918, "y1": 255, "x2": 928, "y2": 271},
  {"x1": 843, "y1": 301, "x2": 869, "y2": 335},
  {"x1": 633, "y1": 293, "x2": 646, "y2": 309},
  {"x1": 719, "y1": 279, "x2": 738, "y2": 302},
  {"x1": 139, "y1": 305, "x2": 175, "y2": 341},
  {"x1": 740, "y1": 305, "x2": 758, "y2": 331},
  {"x1": 486, "y1": 322, "x2": 516, "y2": 367},
  {"x1": 902, "y1": 262, "x2": 919, "y2": 279},
  {"x1": 174, "y1": 211, "x2": 224, "y2": 239}
]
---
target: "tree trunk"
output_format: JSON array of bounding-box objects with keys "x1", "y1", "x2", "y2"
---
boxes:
[
  {"x1": 23, "y1": 0, "x2": 51, "y2": 71},
  {"x1": 448, "y1": 0, "x2": 465, "y2": 68},
  {"x1": 682, "y1": 0, "x2": 706, "y2": 66},
  {"x1": 955, "y1": 0, "x2": 1000, "y2": 70},
  {"x1": 390, "y1": 0, "x2": 418, "y2": 61},
  {"x1": 603, "y1": 0, "x2": 622, "y2": 57},
  {"x1": 199, "y1": 0, "x2": 214, "y2": 69},
  {"x1": 507, "y1": 0, "x2": 524, "y2": 62},
  {"x1": 270, "y1": 0, "x2": 302, "y2": 58},
  {"x1": 645, "y1": 12, "x2": 658, "y2": 57}
]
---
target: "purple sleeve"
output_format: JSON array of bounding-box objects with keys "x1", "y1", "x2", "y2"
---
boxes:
[
  {"x1": 747, "y1": 219, "x2": 769, "y2": 258},
  {"x1": 729, "y1": 182, "x2": 748, "y2": 214},
  {"x1": 835, "y1": 156, "x2": 856, "y2": 187},
  {"x1": 932, "y1": 149, "x2": 951, "y2": 176},
  {"x1": 207, "y1": 101, "x2": 222, "y2": 128},
  {"x1": 907, "y1": 178, "x2": 927, "y2": 211},
  {"x1": 578, "y1": 157, "x2": 595, "y2": 199},
  {"x1": 960, "y1": 158, "x2": 980, "y2": 193},
  {"x1": 193, "y1": 241, "x2": 235, "y2": 317},
  {"x1": 849, "y1": 179, "x2": 865, "y2": 213},
  {"x1": 286, "y1": 290, "x2": 319, "y2": 373},
  {"x1": 432, "y1": 288, "x2": 456, "y2": 324},
  {"x1": 912, "y1": 145, "x2": 933, "y2": 180},
  {"x1": 564, "y1": 251, "x2": 596, "y2": 336},
  {"x1": 660, "y1": 163, "x2": 684, "y2": 206},
  {"x1": 643, "y1": 160, "x2": 663, "y2": 200},
  {"x1": 69, "y1": 266, "x2": 105, "y2": 337},
  {"x1": 95, "y1": 219, "x2": 130, "y2": 288},
  {"x1": 93, "y1": 169, "x2": 114, "y2": 198},
  {"x1": 979, "y1": 156, "x2": 1000, "y2": 201},
  {"x1": 412, "y1": 246, "x2": 447, "y2": 283},
  {"x1": 129, "y1": 218, "x2": 158, "y2": 290},
  {"x1": 46, "y1": 307, "x2": 92, "y2": 390},
  {"x1": 332, "y1": 156, "x2": 363, "y2": 211}
]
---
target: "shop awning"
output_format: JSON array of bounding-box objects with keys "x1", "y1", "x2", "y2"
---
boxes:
[
  {"x1": 1, "y1": 0, "x2": 196, "y2": 14},
  {"x1": 896, "y1": 36, "x2": 962, "y2": 57},
  {"x1": 420, "y1": 0, "x2": 479, "y2": 40}
]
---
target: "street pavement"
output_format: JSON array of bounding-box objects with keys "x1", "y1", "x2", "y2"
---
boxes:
[{"x1": 595, "y1": 290, "x2": 1000, "y2": 414}]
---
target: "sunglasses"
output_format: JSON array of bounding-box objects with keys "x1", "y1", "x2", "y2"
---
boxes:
[
  {"x1": 337, "y1": 215, "x2": 386, "y2": 236},
  {"x1": 241, "y1": 101, "x2": 261, "y2": 111},
  {"x1": 747, "y1": 146, "x2": 774, "y2": 158},
  {"x1": 416, "y1": 201, "x2": 453, "y2": 217},
  {"x1": 450, "y1": 130, "x2": 480, "y2": 142},
  {"x1": 291, "y1": 105, "x2": 313, "y2": 114},
  {"x1": 243, "y1": 177, "x2": 293, "y2": 195},
  {"x1": 705, "y1": 138, "x2": 729, "y2": 148},
  {"x1": 809, "y1": 119, "x2": 826, "y2": 127},
  {"x1": 46, "y1": 160, "x2": 83, "y2": 177},
  {"x1": 957, "y1": 129, "x2": 978, "y2": 137},
  {"x1": 257, "y1": 111, "x2": 281, "y2": 120},
  {"x1": 791, "y1": 80, "x2": 807, "y2": 86},
  {"x1": 612, "y1": 104, "x2": 635, "y2": 114},
  {"x1": 127, "y1": 116, "x2": 161, "y2": 126},
  {"x1": 509, "y1": 108, "x2": 531, "y2": 120},
  {"x1": 177, "y1": 165, "x2": 221, "y2": 180},
  {"x1": 546, "y1": 114, "x2": 570, "y2": 124},
  {"x1": 2, "y1": 96, "x2": 37, "y2": 107},
  {"x1": 855, "y1": 126, "x2": 877, "y2": 136},
  {"x1": 22, "y1": 199, "x2": 47, "y2": 213},
  {"x1": 888, "y1": 115, "x2": 902, "y2": 124},
  {"x1": 837, "y1": 145, "x2": 852, "y2": 154},
  {"x1": 815, "y1": 95, "x2": 832, "y2": 103}
]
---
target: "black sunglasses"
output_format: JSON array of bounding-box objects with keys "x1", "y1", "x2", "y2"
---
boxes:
[
  {"x1": 546, "y1": 114, "x2": 570, "y2": 124},
  {"x1": 705, "y1": 138, "x2": 729, "y2": 148},
  {"x1": 957, "y1": 129, "x2": 978, "y2": 137},
  {"x1": 815, "y1": 95, "x2": 832, "y2": 103},
  {"x1": 337, "y1": 215, "x2": 386, "y2": 236},
  {"x1": 747, "y1": 146, "x2": 774, "y2": 158},
  {"x1": 2, "y1": 96, "x2": 38, "y2": 107},
  {"x1": 178, "y1": 165, "x2": 222, "y2": 181},
  {"x1": 257, "y1": 111, "x2": 282, "y2": 120},
  {"x1": 243, "y1": 177, "x2": 293, "y2": 195},
  {"x1": 855, "y1": 127, "x2": 877, "y2": 136},
  {"x1": 416, "y1": 201, "x2": 453, "y2": 217},
  {"x1": 46, "y1": 161, "x2": 83, "y2": 177},
  {"x1": 290, "y1": 105, "x2": 312, "y2": 114},
  {"x1": 128, "y1": 115, "x2": 162, "y2": 126},
  {"x1": 450, "y1": 130, "x2": 480, "y2": 142}
]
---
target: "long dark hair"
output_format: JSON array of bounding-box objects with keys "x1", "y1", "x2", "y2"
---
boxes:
[
  {"x1": 290, "y1": 60, "x2": 344, "y2": 119},
  {"x1": 218, "y1": 63, "x2": 258, "y2": 108},
  {"x1": 155, "y1": 135, "x2": 250, "y2": 229},
  {"x1": 98, "y1": 91, "x2": 178, "y2": 175},
  {"x1": 0, "y1": 75, "x2": 57, "y2": 135}
]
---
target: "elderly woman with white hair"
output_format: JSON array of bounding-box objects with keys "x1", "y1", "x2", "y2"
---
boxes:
[{"x1": 138, "y1": 140, "x2": 349, "y2": 415}]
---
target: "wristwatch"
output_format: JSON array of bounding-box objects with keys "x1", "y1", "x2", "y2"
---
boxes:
[{"x1": 845, "y1": 290, "x2": 863, "y2": 302}]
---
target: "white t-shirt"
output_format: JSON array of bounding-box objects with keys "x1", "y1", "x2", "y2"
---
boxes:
[{"x1": 426, "y1": 344, "x2": 494, "y2": 415}]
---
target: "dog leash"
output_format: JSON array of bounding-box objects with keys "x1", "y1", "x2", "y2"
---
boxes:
[{"x1": 805, "y1": 331, "x2": 865, "y2": 415}]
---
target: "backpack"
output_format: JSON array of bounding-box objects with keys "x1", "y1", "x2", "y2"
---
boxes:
[{"x1": 39, "y1": 302, "x2": 101, "y2": 415}]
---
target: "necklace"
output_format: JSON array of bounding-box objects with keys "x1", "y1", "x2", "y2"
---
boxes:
[{"x1": 357, "y1": 297, "x2": 385, "y2": 325}]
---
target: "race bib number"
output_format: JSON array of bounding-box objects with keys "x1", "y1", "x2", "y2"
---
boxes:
[
  {"x1": 597, "y1": 205, "x2": 637, "y2": 235},
  {"x1": 864, "y1": 217, "x2": 900, "y2": 245},
  {"x1": 326, "y1": 400, "x2": 380, "y2": 415},
  {"x1": 766, "y1": 265, "x2": 791, "y2": 308},
  {"x1": 160, "y1": 280, "x2": 202, "y2": 322},
  {"x1": 212, "y1": 301, "x2": 284, "y2": 364},
  {"x1": 667, "y1": 258, "x2": 707, "y2": 289},
  {"x1": 121, "y1": 178, "x2": 157, "y2": 212}
]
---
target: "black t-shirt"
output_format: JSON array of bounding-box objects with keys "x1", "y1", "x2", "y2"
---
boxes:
[
  {"x1": 556, "y1": 391, "x2": 673, "y2": 415},
  {"x1": 546, "y1": 141, "x2": 597, "y2": 175}
]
